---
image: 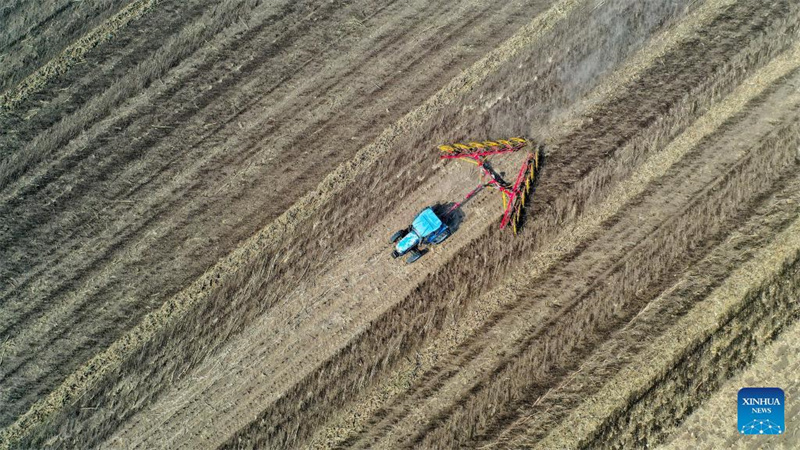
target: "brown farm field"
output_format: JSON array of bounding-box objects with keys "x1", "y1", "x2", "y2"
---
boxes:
[{"x1": 1, "y1": 0, "x2": 799, "y2": 448}]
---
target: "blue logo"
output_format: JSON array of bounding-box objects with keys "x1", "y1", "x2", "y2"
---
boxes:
[{"x1": 738, "y1": 387, "x2": 784, "y2": 435}]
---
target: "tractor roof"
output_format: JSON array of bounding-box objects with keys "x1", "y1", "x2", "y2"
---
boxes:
[{"x1": 412, "y1": 207, "x2": 443, "y2": 238}]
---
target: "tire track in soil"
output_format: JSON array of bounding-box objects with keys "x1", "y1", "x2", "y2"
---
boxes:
[
  {"x1": 355, "y1": 28, "x2": 800, "y2": 450},
  {"x1": 0, "y1": 0, "x2": 545, "y2": 430},
  {"x1": 0, "y1": 0, "x2": 580, "y2": 444}
]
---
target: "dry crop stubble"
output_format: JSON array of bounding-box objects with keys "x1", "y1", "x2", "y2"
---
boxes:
[
  {"x1": 0, "y1": 0, "x2": 132, "y2": 91},
  {"x1": 3, "y1": 0, "x2": 600, "y2": 446},
  {"x1": 0, "y1": 0, "x2": 540, "y2": 338},
  {"x1": 539, "y1": 218, "x2": 800, "y2": 449},
  {"x1": 299, "y1": 2, "x2": 800, "y2": 448},
  {"x1": 307, "y1": 0, "x2": 770, "y2": 444},
  {"x1": 4, "y1": 0, "x2": 700, "y2": 444},
  {"x1": 0, "y1": 0, "x2": 416, "y2": 326},
  {"x1": 493, "y1": 169, "x2": 800, "y2": 448},
  {"x1": 440, "y1": 104, "x2": 800, "y2": 450},
  {"x1": 0, "y1": 0, "x2": 158, "y2": 110},
  {"x1": 360, "y1": 36, "x2": 800, "y2": 449},
  {"x1": 352, "y1": 76, "x2": 800, "y2": 449},
  {"x1": 663, "y1": 310, "x2": 800, "y2": 449},
  {"x1": 3, "y1": 0, "x2": 798, "y2": 449},
  {"x1": 0, "y1": 0, "x2": 552, "y2": 436},
  {"x1": 220, "y1": 2, "x2": 800, "y2": 449},
  {"x1": 0, "y1": 0, "x2": 289, "y2": 190}
]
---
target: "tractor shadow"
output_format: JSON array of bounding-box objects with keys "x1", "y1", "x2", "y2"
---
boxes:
[{"x1": 432, "y1": 202, "x2": 465, "y2": 233}]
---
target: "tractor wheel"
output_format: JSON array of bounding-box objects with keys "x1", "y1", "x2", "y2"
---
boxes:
[
  {"x1": 389, "y1": 230, "x2": 406, "y2": 244},
  {"x1": 406, "y1": 248, "x2": 425, "y2": 264}
]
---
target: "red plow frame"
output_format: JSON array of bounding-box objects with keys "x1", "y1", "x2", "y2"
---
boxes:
[{"x1": 439, "y1": 137, "x2": 539, "y2": 234}]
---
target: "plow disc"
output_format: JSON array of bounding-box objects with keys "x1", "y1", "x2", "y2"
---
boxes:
[{"x1": 440, "y1": 137, "x2": 540, "y2": 234}]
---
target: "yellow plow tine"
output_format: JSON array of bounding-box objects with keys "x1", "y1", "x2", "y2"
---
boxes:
[
  {"x1": 484, "y1": 140, "x2": 500, "y2": 148},
  {"x1": 438, "y1": 145, "x2": 455, "y2": 152},
  {"x1": 468, "y1": 141, "x2": 485, "y2": 148}
]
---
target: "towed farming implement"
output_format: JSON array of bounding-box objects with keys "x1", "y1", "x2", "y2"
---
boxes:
[
  {"x1": 390, "y1": 137, "x2": 540, "y2": 263},
  {"x1": 439, "y1": 137, "x2": 540, "y2": 234}
]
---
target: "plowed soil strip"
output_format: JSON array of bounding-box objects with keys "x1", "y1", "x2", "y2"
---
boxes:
[
  {"x1": 311, "y1": 11, "x2": 800, "y2": 449},
  {"x1": 0, "y1": 0, "x2": 592, "y2": 447},
  {"x1": 0, "y1": 0, "x2": 157, "y2": 109},
  {"x1": 1, "y1": 1, "x2": 545, "y2": 426},
  {"x1": 538, "y1": 217, "x2": 800, "y2": 449},
  {"x1": 663, "y1": 319, "x2": 800, "y2": 449},
  {"x1": 495, "y1": 139, "x2": 800, "y2": 448}
]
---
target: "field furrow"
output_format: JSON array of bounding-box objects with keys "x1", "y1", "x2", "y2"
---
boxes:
[
  {"x1": 497, "y1": 170, "x2": 800, "y2": 448},
  {"x1": 2, "y1": 0, "x2": 797, "y2": 447},
  {"x1": 537, "y1": 215, "x2": 800, "y2": 449},
  {"x1": 354, "y1": 61, "x2": 800, "y2": 450},
  {"x1": 0, "y1": 0, "x2": 555, "y2": 431}
]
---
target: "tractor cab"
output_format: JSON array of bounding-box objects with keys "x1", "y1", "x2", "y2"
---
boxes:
[{"x1": 390, "y1": 207, "x2": 451, "y2": 263}]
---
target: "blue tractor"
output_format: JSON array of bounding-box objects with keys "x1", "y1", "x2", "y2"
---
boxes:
[{"x1": 390, "y1": 207, "x2": 452, "y2": 263}]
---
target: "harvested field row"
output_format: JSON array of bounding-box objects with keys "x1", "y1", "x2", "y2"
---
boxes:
[
  {"x1": 664, "y1": 314, "x2": 800, "y2": 448},
  {"x1": 359, "y1": 62, "x2": 800, "y2": 450},
  {"x1": 216, "y1": 2, "x2": 800, "y2": 448},
  {"x1": 1, "y1": 0, "x2": 556, "y2": 434},
  {"x1": 2, "y1": 0, "x2": 797, "y2": 448},
  {"x1": 537, "y1": 216, "x2": 800, "y2": 449},
  {"x1": 497, "y1": 169, "x2": 800, "y2": 448},
  {"x1": 0, "y1": 0, "x2": 135, "y2": 92}
]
